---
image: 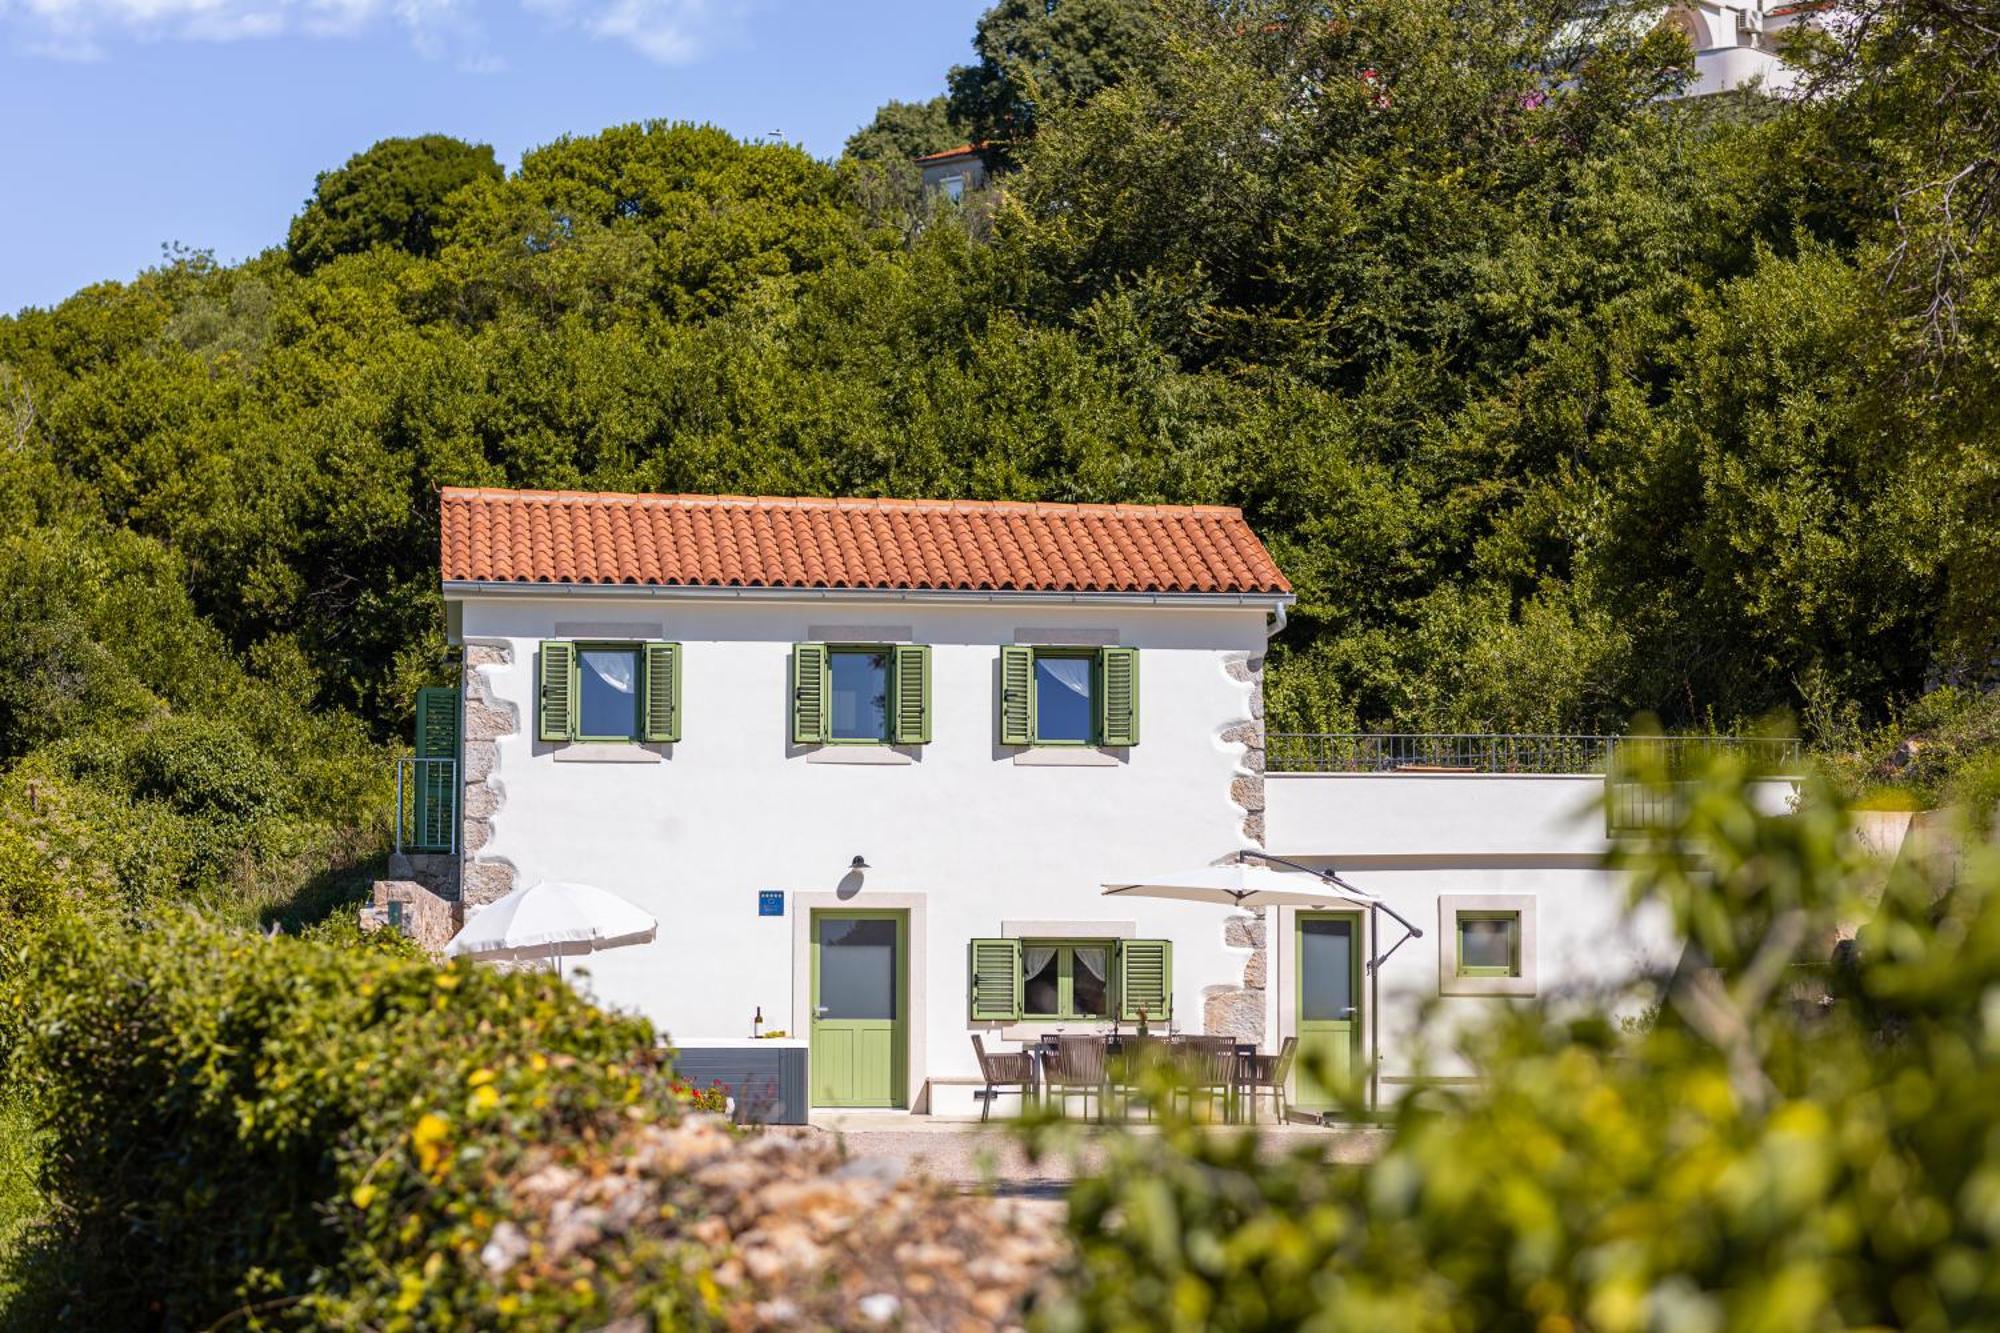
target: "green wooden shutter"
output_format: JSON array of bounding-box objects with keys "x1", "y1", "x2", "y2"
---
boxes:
[
  {"x1": 1098, "y1": 647, "x2": 1139, "y2": 747},
  {"x1": 413, "y1": 686, "x2": 459, "y2": 853},
  {"x1": 1118, "y1": 939, "x2": 1172, "y2": 1022},
  {"x1": 414, "y1": 686, "x2": 459, "y2": 758},
  {"x1": 890, "y1": 645, "x2": 931, "y2": 745},
  {"x1": 642, "y1": 642, "x2": 682, "y2": 743},
  {"x1": 969, "y1": 938, "x2": 1023, "y2": 1021},
  {"x1": 539, "y1": 642, "x2": 575, "y2": 742},
  {"x1": 791, "y1": 643, "x2": 828, "y2": 745},
  {"x1": 999, "y1": 645, "x2": 1034, "y2": 747}
]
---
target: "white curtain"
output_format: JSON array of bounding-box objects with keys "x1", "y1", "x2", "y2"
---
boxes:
[
  {"x1": 1073, "y1": 946, "x2": 1107, "y2": 981},
  {"x1": 584, "y1": 650, "x2": 636, "y2": 694},
  {"x1": 1022, "y1": 945, "x2": 1058, "y2": 978},
  {"x1": 1041, "y1": 656, "x2": 1091, "y2": 698}
]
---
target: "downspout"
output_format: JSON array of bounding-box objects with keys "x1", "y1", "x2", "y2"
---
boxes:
[
  {"x1": 1371, "y1": 905, "x2": 1380, "y2": 1116},
  {"x1": 1266, "y1": 599, "x2": 1289, "y2": 640}
]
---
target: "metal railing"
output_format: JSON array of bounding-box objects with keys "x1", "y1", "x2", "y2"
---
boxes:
[
  {"x1": 1266, "y1": 732, "x2": 1802, "y2": 777},
  {"x1": 394, "y1": 756, "x2": 458, "y2": 855}
]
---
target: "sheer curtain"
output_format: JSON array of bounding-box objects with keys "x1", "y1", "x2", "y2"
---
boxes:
[
  {"x1": 584, "y1": 650, "x2": 636, "y2": 694},
  {"x1": 1042, "y1": 656, "x2": 1091, "y2": 698},
  {"x1": 1022, "y1": 945, "x2": 1058, "y2": 979},
  {"x1": 1073, "y1": 947, "x2": 1107, "y2": 982}
]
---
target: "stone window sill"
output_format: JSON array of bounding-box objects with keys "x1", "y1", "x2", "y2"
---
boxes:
[
  {"x1": 1013, "y1": 747, "x2": 1123, "y2": 767},
  {"x1": 552, "y1": 743, "x2": 664, "y2": 764},
  {"x1": 804, "y1": 746, "x2": 917, "y2": 765}
]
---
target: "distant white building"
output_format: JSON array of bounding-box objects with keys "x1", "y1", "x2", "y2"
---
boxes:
[
  {"x1": 403, "y1": 486, "x2": 1799, "y2": 1119},
  {"x1": 1665, "y1": 0, "x2": 1822, "y2": 96}
]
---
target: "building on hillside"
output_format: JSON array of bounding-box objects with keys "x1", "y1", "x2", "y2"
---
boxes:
[
  {"x1": 914, "y1": 144, "x2": 989, "y2": 203},
  {"x1": 1665, "y1": 0, "x2": 1822, "y2": 96},
  {"x1": 392, "y1": 486, "x2": 1800, "y2": 1119}
]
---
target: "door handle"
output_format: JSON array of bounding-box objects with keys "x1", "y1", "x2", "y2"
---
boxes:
[
  {"x1": 1339, "y1": 1007, "x2": 1357, "y2": 1018},
  {"x1": 814, "y1": 1005, "x2": 829, "y2": 1018}
]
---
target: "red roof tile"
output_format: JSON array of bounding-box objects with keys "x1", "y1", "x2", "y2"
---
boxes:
[
  {"x1": 913, "y1": 143, "x2": 987, "y2": 164},
  {"x1": 440, "y1": 489, "x2": 1291, "y2": 597}
]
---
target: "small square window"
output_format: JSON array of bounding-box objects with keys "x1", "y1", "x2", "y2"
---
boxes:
[
  {"x1": 577, "y1": 646, "x2": 642, "y2": 740},
  {"x1": 941, "y1": 174, "x2": 966, "y2": 203},
  {"x1": 828, "y1": 649, "x2": 890, "y2": 742},
  {"x1": 1456, "y1": 912, "x2": 1521, "y2": 978},
  {"x1": 1033, "y1": 653, "x2": 1095, "y2": 744}
]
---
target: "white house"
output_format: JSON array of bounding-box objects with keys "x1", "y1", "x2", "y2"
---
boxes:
[
  {"x1": 416, "y1": 486, "x2": 1798, "y2": 1118},
  {"x1": 1664, "y1": 0, "x2": 1821, "y2": 96}
]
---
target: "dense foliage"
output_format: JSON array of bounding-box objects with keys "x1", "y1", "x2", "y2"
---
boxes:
[
  {"x1": 0, "y1": 914, "x2": 693, "y2": 1327},
  {"x1": 1035, "y1": 760, "x2": 2000, "y2": 1331}
]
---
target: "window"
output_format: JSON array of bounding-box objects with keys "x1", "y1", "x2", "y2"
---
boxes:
[
  {"x1": 1033, "y1": 653, "x2": 1094, "y2": 744},
  {"x1": 1455, "y1": 911, "x2": 1521, "y2": 977},
  {"x1": 1022, "y1": 942, "x2": 1113, "y2": 1019},
  {"x1": 968, "y1": 937, "x2": 1171, "y2": 1022},
  {"x1": 1437, "y1": 895, "x2": 1536, "y2": 996},
  {"x1": 828, "y1": 649, "x2": 891, "y2": 742},
  {"x1": 941, "y1": 173, "x2": 966, "y2": 203},
  {"x1": 578, "y1": 646, "x2": 641, "y2": 739},
  {"x1": 998, "y1": 646, "x2": 1140, "y2": 748},
  {"x1": 792, "y1": 643, "x2": 931, "y2": 746},
  {"x1": 538, "y1": 641, "x2": 680, "y2": 744}
]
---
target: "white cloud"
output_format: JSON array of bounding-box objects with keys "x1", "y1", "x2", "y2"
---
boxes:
[{"x1": 0, "y1": 0, "x2": 760, "y2": 64}]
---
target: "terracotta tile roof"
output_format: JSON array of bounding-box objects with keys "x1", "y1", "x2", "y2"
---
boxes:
[
  {"x1": 440, "y1": 488, "x2": 1291, "y2": 597},
  {"x1": 913, "y1": 143, "x2": 986, "y2": 164}
]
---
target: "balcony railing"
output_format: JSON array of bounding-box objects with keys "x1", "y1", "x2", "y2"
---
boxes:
[
  {"x1": 1266, "y1": 733, "x2": 1804, "y2": 834},
  {"x1": 1266, "y1": 732, "x2": 1802, "y2": 777},
  {"x1": 395, "y1": 756, "x2": 458, "y2": 855}
]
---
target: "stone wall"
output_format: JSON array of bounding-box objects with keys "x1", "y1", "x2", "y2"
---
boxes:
[
  {"x1": 462, "y1": 641, "x2": 519, "y2": 906},
  {"x1": 360, "y1": 879, "x2": 461, "y2": 954},
  {"x1": 1205, "y1": 651, "x2": 1268, "y2": 1042}
]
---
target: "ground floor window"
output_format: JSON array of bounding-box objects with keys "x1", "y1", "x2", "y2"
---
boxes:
[
  {"x1": 968, "y1": 937, "x2": 1171, "y2": 1022},
  {"x1": 1022, "y1": 941, "x2": 1112, "y2": 1019},
  {"x1": 1455, "y1": 910, "x2": 1522, "y2": 978},
  {"x1": 1437, "y1": 895, "x2": 1538, "y2": 997}
]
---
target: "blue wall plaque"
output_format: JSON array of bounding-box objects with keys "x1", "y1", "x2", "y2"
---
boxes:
[{"x1": 758, "y1": 890, "x2": 784, "y2": 917}]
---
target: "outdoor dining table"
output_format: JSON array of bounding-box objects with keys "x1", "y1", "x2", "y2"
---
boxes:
[{"x1": 1026, "y1": 1033, "x2": 1260, "y2": 1123}]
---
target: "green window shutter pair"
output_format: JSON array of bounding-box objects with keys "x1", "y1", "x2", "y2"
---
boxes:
[
  {"x1": 966, "y1": 937, "x2": 1172, "y2": 1023},
  {"x1": 997, "y1": 645, "x2": 1141, "y2": 747},
  {"x1": 791, "y1": 643, "x2": 931, "y2": 746},
  {"x1": 538, "y1": 641, "x2": 681, "y2": 742}
]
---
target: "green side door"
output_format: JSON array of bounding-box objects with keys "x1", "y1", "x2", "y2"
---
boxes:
[
  {"x1": 810, "y1": 910, "x2": 907, "y2": 1108},
  {"x1": 1294, "y1": 912, "x2": 1362, "y2": 1111}
]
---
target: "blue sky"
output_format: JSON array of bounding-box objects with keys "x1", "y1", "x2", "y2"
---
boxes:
[{"x1": 0, "y1": 0, "x2": 986, "y2": 314}]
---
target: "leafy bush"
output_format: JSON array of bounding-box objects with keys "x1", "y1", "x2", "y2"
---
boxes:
[
  {"x1": 1032, "y1": 759, "x2": 2000, "y2": 1330},
  {"x1": 1, "y1": 914, "x2": 680, "y2": 1329}
]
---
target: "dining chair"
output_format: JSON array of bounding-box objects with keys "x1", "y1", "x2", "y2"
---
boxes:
[
  {"x1": 1170, "y1": 1035, "x2": 1238, "y2": 1122},
  {"x1": 1046, "y1": 1034, "x2": 1111, "y2": 1121},
  {"x1": 1241, "y1": 1036, "x2": 1297, "y2": 1123},
  {"x1": 970, "y1": 1035, "x2": 1036, "y2": 1123}
]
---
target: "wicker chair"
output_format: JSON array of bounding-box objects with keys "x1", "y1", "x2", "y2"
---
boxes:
[
  {"x1": 1045, "y1": 1034, "x2": 1111, "y2": 1121},
  {"x1": 1108, "y1": 1034, "x2": 1168, "y2": 1122},
  {"x1": 970, "y1": 1035, "x2": 1035, "y2": 1123},
  {"x1": 1170, "y1": 1035, "x2": 1240, "y2": 1122},
  {"x1": 1241, "y1": 1036, "x2": 1298, "y2": 1123}
]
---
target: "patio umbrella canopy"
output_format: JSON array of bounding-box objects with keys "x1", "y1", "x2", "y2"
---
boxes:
[
  {"x1": 1101, "y1": 860, "x2": 1384, "y2": 911},
  {"x1": 444, "y1": 880, "x2": 657, "y2": 968}
]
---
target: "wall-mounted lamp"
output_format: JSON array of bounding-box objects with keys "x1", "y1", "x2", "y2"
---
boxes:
[{"x1": 849, "y1": 855, "x2": 871, "y2": 872}]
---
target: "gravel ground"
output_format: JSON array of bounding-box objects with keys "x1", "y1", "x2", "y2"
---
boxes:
[{"x1": 786, "y1": 1116, "x2": 1389, "y2": 1198}]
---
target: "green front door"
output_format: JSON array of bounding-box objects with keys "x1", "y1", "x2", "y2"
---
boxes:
[
  {"x1": 1294, "y1": 912, "x2": 1362, "y2": 1111},
  {"x1": 810, "y1": 910, "x2": 907, "y2": 1108}
]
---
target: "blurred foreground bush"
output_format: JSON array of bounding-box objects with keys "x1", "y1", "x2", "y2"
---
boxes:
[
  {"x1": 1035, "y1": 756, "x2": 2000, "y2": 1331},
  {"x1": 1, "y1": 914, "x2": 678, "y2": 1328}
]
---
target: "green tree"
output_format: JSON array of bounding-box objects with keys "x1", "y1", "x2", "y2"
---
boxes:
[
  {"x1": 287, "y1": 135, "x2": 503, "y2": 273},
  {"x1": 947, "y1": 0, "x2": 1162, "y2": 155}
]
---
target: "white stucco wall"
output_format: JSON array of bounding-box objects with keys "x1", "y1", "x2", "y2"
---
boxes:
[
  {"x1": 1265, "y1": 771, "x2": 1802, "y2": 1089},
  {"x1": 454, "y1": 591, "x2": 1272, "y2": 1113}
]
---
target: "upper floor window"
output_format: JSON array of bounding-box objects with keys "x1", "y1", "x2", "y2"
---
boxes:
[
  {"x1": 999, "y1": 646, "x2": 1140, "y2": 748},
  {"x1": 539, "y1": 641, "x2": 681, "y2": 744},
  {"x1": 828, "y1": 648, "x2": 892, "y2": 741},
  {"x1": 792, "y1": 643, "x2": 931, "y2": 746}
]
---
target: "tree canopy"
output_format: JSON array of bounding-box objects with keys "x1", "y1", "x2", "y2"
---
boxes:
[{"x1": 288, "y1": 134, "x2": 504, "y2": 273}]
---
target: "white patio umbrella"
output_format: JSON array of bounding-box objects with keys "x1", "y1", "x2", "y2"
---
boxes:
[
  {"x1": 1100, "y1": 850, "x2": 1423, "y2": 1113},
  {"x1": 444, "y1": 880, "x2": 657, "y2": 976}
]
